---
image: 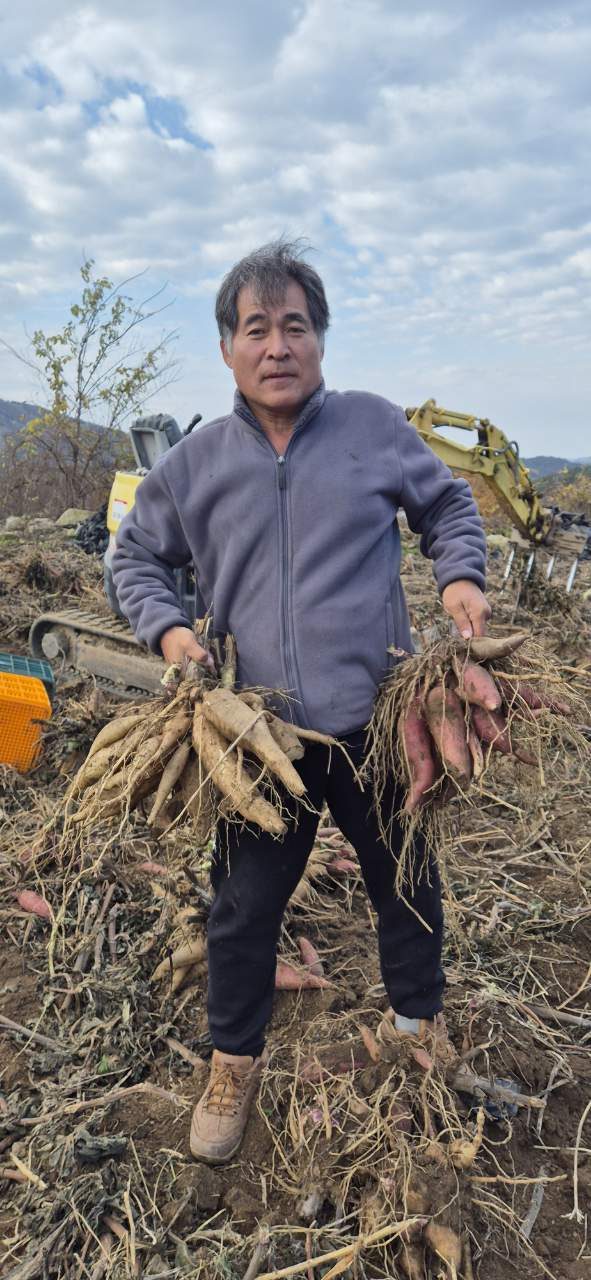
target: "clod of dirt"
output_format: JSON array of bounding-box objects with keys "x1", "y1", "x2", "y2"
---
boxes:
[
  {"x1": 174, "y1": 1163, "x2": 222, "y2": 1212},
  {"x1": 74, "y1": 1131, "x2": 128, "y2": 1165},
  {"x1": 160, "y1": 1198, "x2": 194, "y2": 1231},
  {"x1": 405, "y1": 1172, "x2": 433, "y2": 1216},
  {"x1": 224, "y1": 1184, "x2": 265, "y2": 1231}
]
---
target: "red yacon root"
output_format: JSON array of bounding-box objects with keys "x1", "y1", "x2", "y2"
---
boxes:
[
  {"x1": 15, "y1": 890, "x2": 52, "y2": 920},
  {"x1": 471, "y1": 706, "x2": 536, "y2": 764},
  {"x1": 497, "y1": 675, "x2": 569, "y2": 716},
  {"x1": 328, "y1": 857, "x2": 358, "y2": 873},
  {"x1": 454, "y1": 657, "x2": 502, "y2": 711},
  {"x1": 297, "y1": 936, "x2": 324, "y2": 977},
  {"x1": 424, "y1": 685, "x2": 471, "y2": 785},
  {"x1": 467, "y1": 631, "x2": 529, "y2": 662},
  {"x1": 400, "y1": 697, "x2": 438, "y2": 812},
  {"x1": 275, "y1": 960, "x2": 331, "y2": 990}
]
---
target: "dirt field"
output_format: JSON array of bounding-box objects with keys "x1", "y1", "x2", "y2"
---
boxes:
[{"x1": 1, "y1": 529, "x2": 590, "y2": 1279}]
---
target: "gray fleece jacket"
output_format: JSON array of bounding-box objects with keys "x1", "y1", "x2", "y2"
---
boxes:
[{"x1": 112, "y1": 383, "x2": 486, "y2": 735}]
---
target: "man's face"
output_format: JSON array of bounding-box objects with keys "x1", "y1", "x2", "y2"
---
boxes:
[{"x1": 221, "y1": 280, "x2": 323, "y2": 421}]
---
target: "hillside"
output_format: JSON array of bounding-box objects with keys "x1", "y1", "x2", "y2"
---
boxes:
[
  {"x1": 524, "y1": 454, "x2": 587, "y2": 479},
  {"x1": 0, "y1": 398, "x2": 134, "y2": 518},
  {"x1": 0, "y1": 398, "x2": 45, "y2": 442},
  {"x1": 2, "y1": 397, "x2": 587, "y2": 468},
  {"x1": 0, "y1": 397, "x2": 108, "y2": 442}
]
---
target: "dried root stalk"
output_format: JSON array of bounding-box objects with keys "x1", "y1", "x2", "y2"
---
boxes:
[{"x1": 58, "y1": 630, "x2": 337, "y2": 846}]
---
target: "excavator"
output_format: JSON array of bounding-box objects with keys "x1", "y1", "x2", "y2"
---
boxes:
[
  {"x1": 29, "y1": 413, "x2": 204, "y2": 697},
  {"x1": 407, "y1": 400, "x2": 590, "y2": 590},
  {"x1": 29, "y1": 400, "x2": 591, "y2": 697}
]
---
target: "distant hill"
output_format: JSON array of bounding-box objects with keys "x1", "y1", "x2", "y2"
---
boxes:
[
  {"x1": 523, "y1": 455, "x2": 585, "y2": 479},
  {"x1": 0, "y1": 397, "x2": 135, "y2": 519},
  {"x1": 0, "y1": 398, "x2": 46, "y2": 442},
  {"x1": 0, "y1": 397, "x2": 113, "y2": 444},
  {"x1": 0, "y1": 395, "x2": 133, "y2": 470}
]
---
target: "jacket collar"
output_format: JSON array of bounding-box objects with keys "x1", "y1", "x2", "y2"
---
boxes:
[{"x1": 233, "y1": 380, "x2": 327, "y2": 439}]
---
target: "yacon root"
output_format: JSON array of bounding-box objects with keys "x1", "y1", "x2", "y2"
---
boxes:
[
  {"x1": 60, "y1": 631, "x2": 337, "y2": 843},
  {"x1": 365, "y1": 629, "x2": 585, "y2": 873}
]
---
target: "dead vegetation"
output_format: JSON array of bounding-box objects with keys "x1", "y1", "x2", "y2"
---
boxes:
[
  {"x1": 0, "y1": 532, "x2": 590, "y2": 1280},
  {"x1": 0, "y1": 533, "x2": 106, "y2": 644}
]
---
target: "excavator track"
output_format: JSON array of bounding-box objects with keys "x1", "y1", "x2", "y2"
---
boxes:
[{"x1": 29, "y1": 608, "x2": 165, "y2": 696}]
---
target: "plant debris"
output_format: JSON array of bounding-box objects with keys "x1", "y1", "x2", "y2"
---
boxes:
[{"x1": 1, "y1": 529, "x2": 590, "y2": 1279}]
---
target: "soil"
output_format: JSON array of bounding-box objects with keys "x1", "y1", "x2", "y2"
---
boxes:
[{"x1": 1, "y1": 531, "x2": 590, "y2": 1279}]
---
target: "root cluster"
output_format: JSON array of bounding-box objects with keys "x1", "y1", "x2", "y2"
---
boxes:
[
  {"x1": 60, "y1": 632, "x2": 332, "y2": 842},
  {"x1": 366, "y1": 629, "x2": 589, "y2": 884}
]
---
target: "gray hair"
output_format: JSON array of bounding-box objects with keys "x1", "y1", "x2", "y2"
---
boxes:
[{"x1": 215, "y1": 239, "x2": 330, "y2": 348}]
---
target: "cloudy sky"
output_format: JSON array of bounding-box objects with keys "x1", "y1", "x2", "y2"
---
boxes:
[{"x1": 1, "y1": 0, "x2": 590, "y2": 455}]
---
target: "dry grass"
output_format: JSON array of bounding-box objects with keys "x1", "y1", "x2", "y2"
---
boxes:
[{"x1": 0, "y1": 534, "x2": 105, "y2": 643}]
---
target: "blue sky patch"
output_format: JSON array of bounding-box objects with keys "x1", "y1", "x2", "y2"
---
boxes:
[
  {"x1": 83, "y1": 78, "x2": 212, "y2": 149},
  {"x1": 23, "y1": 61, "x2": 63, "y2": 103}
]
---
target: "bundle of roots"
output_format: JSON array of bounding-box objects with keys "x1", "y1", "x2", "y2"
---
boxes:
[
  {"x1": 366, "y1": 629, "x2": 588, "y2": 879},
  {"x1": 62, "y1": 632, "x2": 332, "y2": 841}
]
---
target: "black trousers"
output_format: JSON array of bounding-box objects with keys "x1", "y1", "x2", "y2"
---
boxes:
[{"x1": 207, "y1": 730, "x2": 445, "y2": 1057}]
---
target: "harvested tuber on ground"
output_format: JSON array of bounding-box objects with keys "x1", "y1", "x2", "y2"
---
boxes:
[{"x1": 15, "y1": 890, "x2": 52, "y2": 920}]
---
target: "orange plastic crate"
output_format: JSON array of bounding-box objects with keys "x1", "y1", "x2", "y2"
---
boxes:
[{"x1": 0, "y1": 672, "x2": 52, "y2": 771}]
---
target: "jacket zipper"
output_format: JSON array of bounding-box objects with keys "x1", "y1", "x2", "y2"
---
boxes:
[{"x1": 276, "y1": 451, "x2": 309, "y2": 726}]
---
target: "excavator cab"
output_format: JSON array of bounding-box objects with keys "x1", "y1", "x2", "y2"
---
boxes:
[{"x1": 103, "y1": 412, "x2": 205, "y2": 620}]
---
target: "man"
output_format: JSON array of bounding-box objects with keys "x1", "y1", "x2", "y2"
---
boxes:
[{"x1": 112, "y1": 240, "x2": 490, "y2": 1165}]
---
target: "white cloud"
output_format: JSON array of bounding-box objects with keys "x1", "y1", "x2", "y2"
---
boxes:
[
  {"x1": 0, "y1": 0, "x2": 590, "y2": 453},
  {"x1": 569, "y1": 248, "x2": 591, "y2": 276}
]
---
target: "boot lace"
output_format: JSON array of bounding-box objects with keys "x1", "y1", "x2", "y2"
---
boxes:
[{"x1": 203, "y1": 1064, "x2": 249, "y2": 1117}]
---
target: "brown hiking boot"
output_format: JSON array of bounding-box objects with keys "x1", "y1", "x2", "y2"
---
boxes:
[
  {"x1": 190, "y1": 1049, "x2": 266, "y2": 1164},
  {"x1": 376, "y1": 1010, "x2": 457, "y2": 1068}
]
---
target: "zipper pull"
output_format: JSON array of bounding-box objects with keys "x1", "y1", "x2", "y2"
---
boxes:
[{"x1": 277, "y1": 455, "x2": 286, "y2": 489}]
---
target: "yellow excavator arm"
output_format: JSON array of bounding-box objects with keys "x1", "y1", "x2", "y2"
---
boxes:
[{"x1": 406, "y1": 399, "x2": 589, "y2": 558}]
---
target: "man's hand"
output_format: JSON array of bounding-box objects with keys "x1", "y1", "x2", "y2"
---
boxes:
[
  {"x1": 160, "y1": 625, "x2": 215, "y2": 672},
  {"x1": 441, "y1": 579, "x2": 492, "y2": 639}
]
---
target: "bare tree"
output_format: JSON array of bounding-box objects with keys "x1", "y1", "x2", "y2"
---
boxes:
[{"x1": 1, "y1": 260, "x2": 179, "y2": 514}]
